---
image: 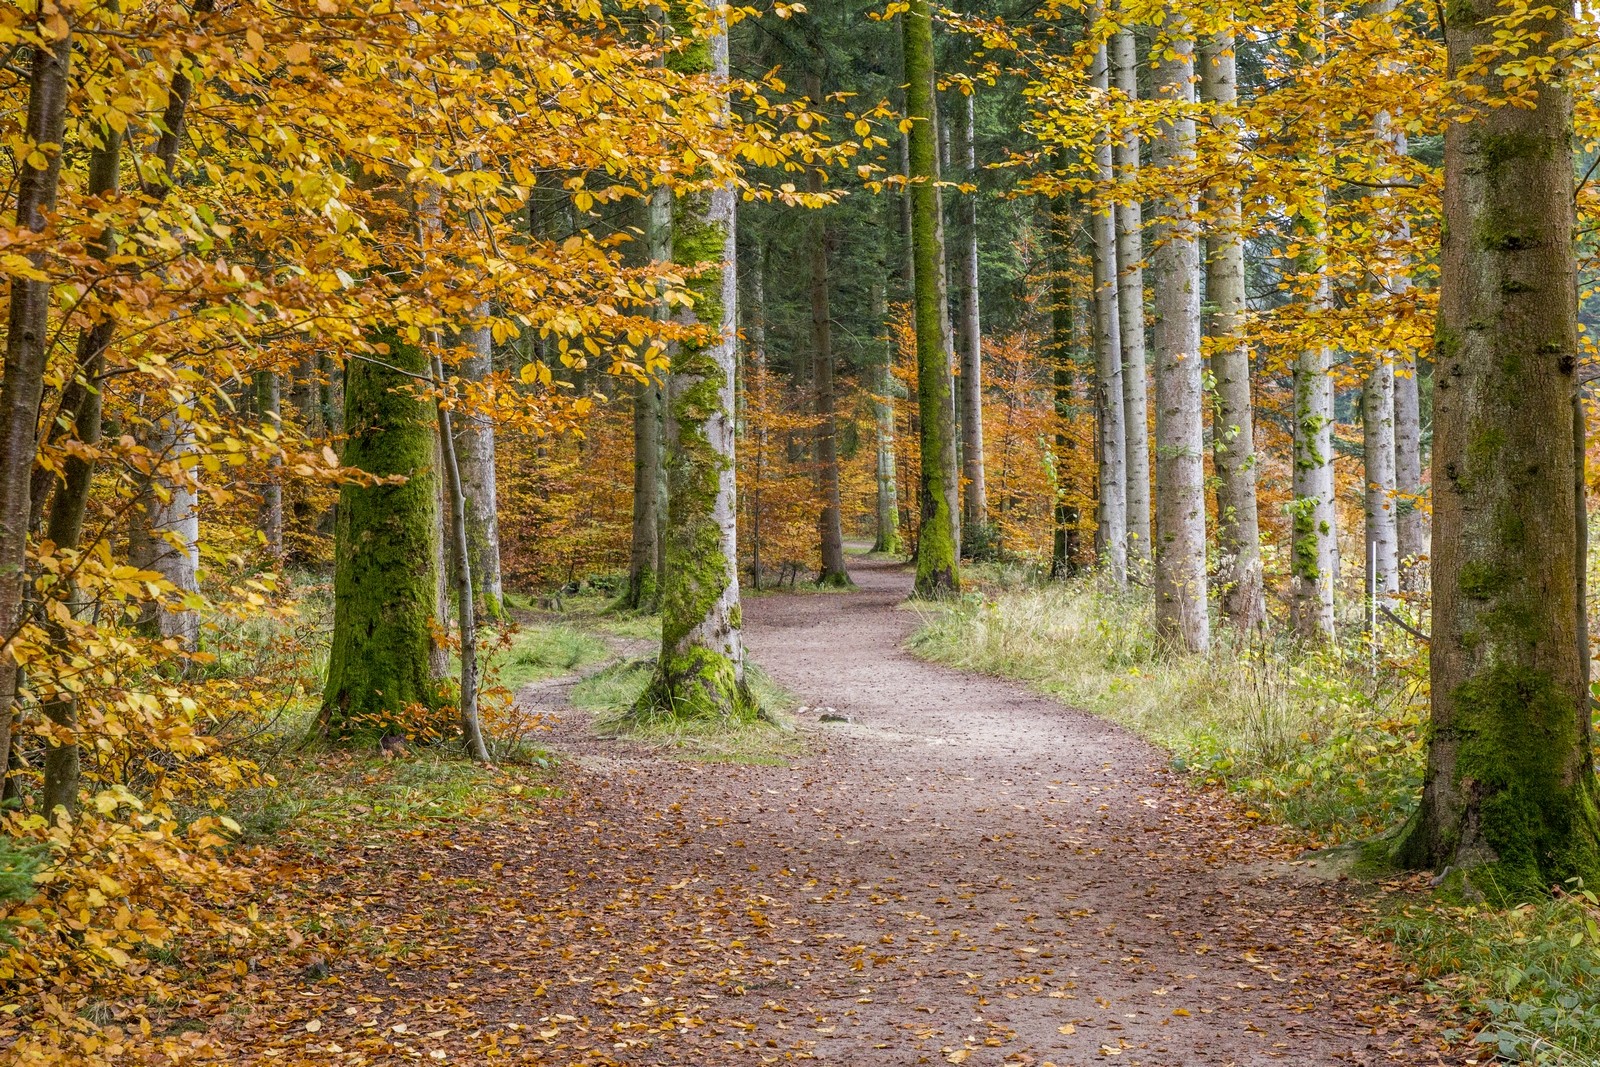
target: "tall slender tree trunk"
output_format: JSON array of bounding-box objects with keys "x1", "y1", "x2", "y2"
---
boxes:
[
  {"x1": 955, "y1": 89, "x2": 987, "y2": 537},
  {"x1": 747, "y1": 237, "x2": 769, "y2": 587},
  {"x1": 1363, "y1": 362, "x2": 1400, "y2": 611},
  {"x1": 1091, "y1": 37, "x2": 1127, "y2": 583},
  {"x1": 1111, "y1": 28, "x2": 1152, "y2": 568},
  {"x1": 1200, "y1": 25, "x2": 1265, "y2": 632},
  {"x1": 1289, "y1": 170, "x2": 1339, "y2": 641},
  {"x1": 1051, "y1": 199, "x2": 1082, "y2": 580},
  {"x1": 1149, "y1": 14, "x2": 1208, "y2": 654},
  {"x1": 871, "y1": 276, "x2": 902, "y2": 554},
  {"x1": 627, "y1": 181, "x2": 671, "y2": 611},
  {"x1": 807, "y1": 158, "x2": 850, "y2": 586},
  {"x1": 1396, "y1": 346, "x2": 1426, "y2": 585},
  {"x1": 29, "y1": 20, "x2": 93, "y2": 819},
  {"x1": 256, "y1": 371, "x2": 284, "y2": 561},
  {"x1": 1395, "y1": 0, "x2": 1600, "y2": 887},
  {"x1": 456, "y1": 320, "x2": 505, "y2": 621},
  {"x1": 636, "y1": 11, "x2": 755, "y2": 721},
  {"x1": 904, "y1": 0, "x2": 961, "y2": 597}
]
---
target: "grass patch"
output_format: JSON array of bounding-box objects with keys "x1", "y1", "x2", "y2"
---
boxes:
[
  {"x1": 227, "y1": 741, "x2": 557, "y2": 854},
  {"x1": 570, "y1": 659, "x2": 802, "y2": 765},
  {"x1": 908, "y1": 578, "x2": 1425, "y2": 846},
  {"x1": 1387, "y1": 888, "x2": 1600, "y2": 1065},
  {"x1": 483, "y1": 623, "x2": 610, "y2": 690}
]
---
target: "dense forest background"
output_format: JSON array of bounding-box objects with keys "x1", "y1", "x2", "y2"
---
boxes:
[{"x1": 3, "y1": 0, "x2": 1600, "y2": 1063}]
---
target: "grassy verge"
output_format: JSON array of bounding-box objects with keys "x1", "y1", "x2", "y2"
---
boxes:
[
  {"x1": 571, "y1": 659, "x2": 802, "y2": 765},
  {"x1": 1388, "y1": 889, "x2": 1600, "y2": 1066},
  {"x1": 481, "y1": 622, "x2": 611, "y2": 689}
]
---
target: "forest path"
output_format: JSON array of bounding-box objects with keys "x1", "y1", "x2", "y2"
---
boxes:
[{"x1": 231, "y1": 558, "x2": 1454, "y2": 1066}]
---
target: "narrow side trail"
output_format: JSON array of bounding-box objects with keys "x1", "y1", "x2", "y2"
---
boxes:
[{"x1": 226, "y1": 558, "x2": 1453, "y2": 1066}]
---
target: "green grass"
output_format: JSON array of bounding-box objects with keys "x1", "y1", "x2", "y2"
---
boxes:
[
  {"x1": 1387, "y1": 888, "x2": 1600, "y2": 1065},
  {"x1": 908, "y1": 578, "x2": 1425, "y2": 846},
  {"x1": 570, "y1": 659, "x2": 802, "y2": 765},
  {"x1": 482, "y1": 623, "x2": 610, "y2": 690}
]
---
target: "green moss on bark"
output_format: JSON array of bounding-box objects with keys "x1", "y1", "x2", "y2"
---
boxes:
[{"x1": 320, "y1": 334, "x2": 442, "y2": 740}]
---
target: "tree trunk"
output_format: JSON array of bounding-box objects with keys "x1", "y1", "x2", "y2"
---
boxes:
[
  {"x1": 1362, "y1": 362, "x2": 1400, "y2": 612},
  {"x1": 956, "y1": 89, "x2": 987, "y2": 538},
  {"x1": 320, "y1": 337, "x2": 442, "y2": 739},
  {"x1": 904, "y1": 0, "x2": 962, "y2": 597},
  {"x1": 1395, "y1": 0, "x2": 1600, "y2": 887},
  {"x1": 1051, "y1": 199, "x2": 1082, "y2": 580},
  {"x1": 871, "y1": 276, "x2": 902, "y2": 554},
  {"x1": 808, "y1": 140, "x2": 850, "y2": 587},
  {"x1": 256, "y1": 371, "x2": 284, "y2": 561},
  {"x1": 456, "y1": 321, "x2": 505, "y2": 621},
  {"x1": 431, "y1": 344, "x2": 490, "y2": 762},
  {"x1": 1111, "y1": 29, "x2": 1152, "y2": 568},
  {"x1": 747, "y1": 236, "x2": 769, "y2": 587},
  {"x1": 635, "y1": 13, "x2": 755, "y2": 721},
  {"x1": 1396, "y1": 349, "x2": 1426, "y2": 584},
  {"x1": 1200, "y1": 26, "x2": 1265, "y2": 632},
  {"x1": 1090, "y1": 38, "x2": 1127, "y2": 584},
  {"x1": 627, "y1": 179, "x2": 671, "y2": 611},
  {"x1": 1148, "y1": 16, "x2": 1209, "y2": 654}
]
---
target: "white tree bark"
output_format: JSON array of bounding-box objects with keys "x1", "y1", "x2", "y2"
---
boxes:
[
  {"x1": 1111, "y1": 28, "x2": 1152, "y2": 568},
  {"x1": 1363, "y1": 361, "x2": 1400, "y2": 609},
  {"x1": 456, "y1": 319, "x2": 504, "y2": 619},
  {"x1": 131, "y1": 402, "x2": 201, "y2": 649},
  {"x1": 1091, "y1": 38, "x2": 1127, "y2": 583},
  {"x1": 1200, "y1": 26, "x2": 1265, "y2": 632},
  {"x1": 1149, "y1": 15, "x2": 1209, "y2": 654}
]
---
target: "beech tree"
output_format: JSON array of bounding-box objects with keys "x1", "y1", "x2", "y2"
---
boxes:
[
  {"x1": 1200, "y1": 21, "x2": 1265, "y2": 632},
  {"x1": 1396, "y1": 0, "x2": 1600, "y2": 888},
  {"x1": 1111, "y1": 26, "x2": 1151, "y2": 569},
  {"x1": 1089, "y1": 32, "x2": 1128, "y2": 585},
  {"x1": 1148, "y1": 13, "x2": 1208, "y2": 654},
  {"x1": 635, "y1": 8, "x2": 757, "y2": 720},
  {"x1": 904, "y1": 0, "x2": 961, "y2": 597}
]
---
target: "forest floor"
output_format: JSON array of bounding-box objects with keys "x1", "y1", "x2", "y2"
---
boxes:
[{"x1": 210, "y1": 557, "x2": 1466, "y2": 1066}]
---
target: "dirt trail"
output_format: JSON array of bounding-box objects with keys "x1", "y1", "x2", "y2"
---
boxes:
[{"x1": 231, "y1": 558, "x2": 1452, "y2": 1066}]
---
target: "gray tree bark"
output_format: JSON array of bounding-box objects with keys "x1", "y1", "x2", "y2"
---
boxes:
[
  {"x1": 1091, "y1": 38, "x2": 1127, "y2": 584},
  {"x1": 1395, "y1": 0, "x2": 1599, "y2": 886},
  {"x1": 956, "y1": 89, "x2": 987, "y2": 536},
  {"x1": 456, "y1": 320, "x2": 505, "y2": 620},
  {"x1": 1149, "y1": 14, "x2": 1209, "y2": 654},
  {"x1": 1111, "y1": 28, "x2": 1152, "y2": 568},
  {"x1": 1200, "y1": 27, "x2": 1265, "y2": 632}
]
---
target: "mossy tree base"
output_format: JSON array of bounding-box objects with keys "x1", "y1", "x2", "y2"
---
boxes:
[{"x1": 631, "y1": 646, "x2": 761, "y2": 725}]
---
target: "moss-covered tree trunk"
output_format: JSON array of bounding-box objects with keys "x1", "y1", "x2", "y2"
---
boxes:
[
  {"x1": 627, "y1": 178, "x2": 671, "y2": 611},
  {"x1": 1111, "y1": 28, "x2": 1152, "y2": 569},
  {"x1": 1090, "y1": 34, "x2": 1127, "y2": 585},
  {"x1": 1200, "y1": 24, "x2": 1265, "y2": 633},
  {"x1": 1394, "y1": 0, "x2": 1600, "y2": 890},
  {"x1": 1149, "y1": 13, "x2": 1208, "y2": 655},
  {"x1": 806, "y1": 135, "x2": 850, "y2": 588},
  {"x1": 904, "y1": 0, "x2": 961, "y2": 598},
  {"x1": 634, "y1": 9, "x2": 755, "y2": 722},
  {"x1": 1288, "y1": 7, "x2": 1338, "y2": 644},
  {"x1": 320, "y1": 336, "x2": 442, "y2": 739}
]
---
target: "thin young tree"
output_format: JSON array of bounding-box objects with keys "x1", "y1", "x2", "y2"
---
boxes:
[
  {"x1": 1395, "y1": 0, "x2": 1600, "y2": 887},
  {"x1": 1111, "y1": 24, "x2": 1151, "y2": 568},
  {"x1": 1148, "y1": 12, "x2": 1208, "y2": 654},
  {"x1": 871, "y1": 274, "x2": 902, "y2": 555},
  {"x1": 456, "y1": 321, "x2": 506, "y2": 621},
  {"x1": 1090, "y1": 32, "x2": 1127, "y2": 584},
  {"x1": 1200, "y1": 21, "x2": 1265, "y2": 632},
  {"x1": 955, "y1": 88, "x2": 988, "y2": 538},
  {"x1": 904, "y1": 0, "x2": 961, "y2": 596},
  {"x1": 807, "y1": 87, "x2": 850, "y2": 587}
]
